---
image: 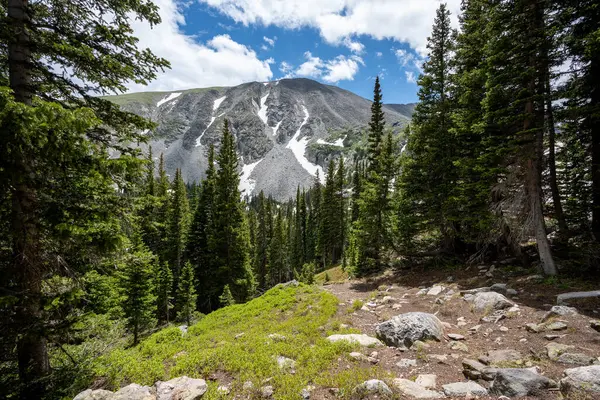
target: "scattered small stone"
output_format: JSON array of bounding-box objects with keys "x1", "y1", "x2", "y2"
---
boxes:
[
  {"x1": 326, "y1": 334, "x2": 383, "y2": 347},
  {"x1": 217, "y1": 385, "x2": 230, "y2": 395},
  {"x1": 392, "y1": 303, "x2": 402, "y2": 310},
  {"x1": 479, "y1": 349, "x2": 523, "y2": 366},
  {"x1": 268, "y1": 333, "x2": 286, "y2": 341},
  {"x1": 525, "y1": 323, "x2": 543, "y2": 333},
  {"x1": 542, "y1": 305, "x2": 578, "y2": 322},
  {"x1": 381, "y1": 296, "x2": 395, "y2": 304},
  {"x1": 591, "y1": 320, "x2": 600, "y2": 332},
  {"x1": 449, "y1": 341, "x2": 469, "y2": 353},
  {"x1": 544, "y1": 334, "x2": 564, "y2": 341},
  {"x1": 546, "y1": 321, "x2": 568, "y2": 331},
  {"x1": 396, "y1": 359, "x2": 418, "y2": 368},
  {"x1": 447, "y1": 333, "x2": 465, "y2": 340},
  {"x1": 393, "y1": 378, "x2": 445, "y2": 399},
  {"x1": 481, "y1": 310, "x2": 507, "y2": 323},
  {"x1": 429, "y1": 354, "x2": 448, "y2": 363},
  {"x1": 499, "y1": 326, "x2": 509, "y2": 332},
  {"x1": 235, "y1": 332, "x2": 245, "y2": 339},
  {"x1": 349, "y1": 352, "x2": 367, "y2": 361},
  {"x1": 261, "y1": 385, "x2": 274, "y2": 398},
  {"x1": 178, "y1": 325, "x2": 188, "y2": 335},
  {"x1": 546, "y1": 342, "x2": 575, "y2": 360},
  {"x1": 519, "y1": 338, "x2": 528, "y2": 343},
  {"x1": 427, "y1": 286, "x2": 445, "y2": 296},
  {"x1": 442, "y1": 381, "x2": 488, "y2": 397},
  {"x1": 412, "y1": 340, "x2": 430, "y2": 350},
  {"x1": 469, "y1": 325, "x2": 481, "y2": 333},
  {"x1": 276, "y1": 356, "x2": 296, "y2": 372},
  {"x1": 328, "y1": 387, "x2": 340, "y2": 395},
  {"x1": 435, "y1": 298, "x2": 444, "y2": 305},
  {"x1": 243, "y1": 381, "x2": 254, "y2": 390}
]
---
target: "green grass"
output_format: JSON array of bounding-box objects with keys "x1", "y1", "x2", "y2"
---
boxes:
[
  {"x1": 91, "y1": 284, "x2": 388, "y2": 399},
  {"x1": 315, "y1": 266, "x2": 348, "y2": 284}
]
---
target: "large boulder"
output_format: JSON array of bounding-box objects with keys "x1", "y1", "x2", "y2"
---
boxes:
[
  {"x1": 156, "y1": 376, "x2": 207, "y2": 400},
  {"x1": 560, "y1": 365, "x2": 600, "y2": 394},
  {"x1": 326, "y1": 334, "x2": 383, "y2": 347},
  {"x1": 490, "y1": 368, "x2": 557, "y2": 397},
  {"x1": 470, "y1": 292, "x2": 513, "y2": 312},
  {"x1": 541, "y1": 305, "x2": 578, "y2": 322},
  {"x1": 352, "y1": 380, "x2": 393, "y2": 398},
  {"x1": 557, "y1": 290, "x2": 600, "y2": 306},
  {"x1": 442, "y1": 381, "x2": 488, "y2": 397},
  {"x1": 73, "y1": 389, "x2": 114, "y2": 400},
  {"x1": 393, "y1": 379, "x2": 445, "y2": 399},
  {"x1": 111, "y1": 384, "x2": 155, "y2": 400},
  {"x1": 376, "y1": 312, "x2": 444, "y2": 348}
]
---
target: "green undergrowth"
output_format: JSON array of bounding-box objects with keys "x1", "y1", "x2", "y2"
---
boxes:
[
  {"x1": 91, "y1": 283, "x2": 388, "y2": 399},
  {"x1": 315, "y1": 266, "x2": 349, "y2": 284}
]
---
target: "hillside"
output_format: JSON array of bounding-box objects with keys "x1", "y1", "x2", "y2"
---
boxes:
[{"x1": 103, "y1": 78, "x2": 413, "y2": 200}]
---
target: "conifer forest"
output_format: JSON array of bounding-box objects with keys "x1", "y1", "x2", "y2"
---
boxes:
[{"x1": 1, "y1": 0, "x2": 600, "y2": 399}]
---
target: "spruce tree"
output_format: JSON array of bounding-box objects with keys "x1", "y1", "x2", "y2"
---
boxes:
[
  {"x1": 176, "y1": 261, "x2": 197, "y2": 326},
  {"x1": 167, "y1": 168, "x2": 190, "y2": 290},
  {"x1": 267, "y1": 208, "x2": 288, "y2": 285},
  {"x1": 367, "y1": 77, "x2": 385, "y2": 172},
  {"x1": 211, "y1": 120, "x2": 255, "y2": 303},
  {"x1": 153, "y1": 261, "x2": 173, "y2": 324},
  {"x1": 253, "y1": 191, "x2": 270, "y2": 291},
  {"x1": 219, "y1": 285, "x2": 235, "y2": 307}
]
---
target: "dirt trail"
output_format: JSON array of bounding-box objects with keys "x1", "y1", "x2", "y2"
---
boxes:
[{"x1": 321, "y1": 267, "x2": 600, "y2": 399}]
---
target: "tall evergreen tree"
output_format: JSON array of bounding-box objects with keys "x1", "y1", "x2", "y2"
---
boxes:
[
  {"x1": 253, "y1": 191, "x2": 270, "y2": 291},
  {"x1": 176, "y1": 261, "x2": 197, "y2": 326},
  {"x1": 153, "y1": 261, "x2": 173, "y2": 324},
  {"x1": 167, "y1": 168, "x2": 190, "y2": 289}
]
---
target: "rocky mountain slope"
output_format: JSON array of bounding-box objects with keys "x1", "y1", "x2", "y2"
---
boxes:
[{"x1": 104, "y1": 78, "x2": 414, "y2": 200}]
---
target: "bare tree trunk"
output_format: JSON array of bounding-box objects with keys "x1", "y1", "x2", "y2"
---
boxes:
[{"x1": 8, "y1": 0, "x2": 51, "y2": 397}]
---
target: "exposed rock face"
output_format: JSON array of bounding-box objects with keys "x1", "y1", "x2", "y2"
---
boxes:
[
  {"x1": 155, "y1": 376, "x2": 208, "y2": 400},
  {"x1": 490, "y1": 368, "x2": 557, "y2": 397},
  {"x1": 103, "y1": 78, "x2": 413, "y2": 200},
  {"x1": 326, "y1": 334, "x2": 383, "y2": 347},
  {"x1": 376, "y1": 312, "x2": 444, "y2": 348},
  {"x1": 560, "y1": 365, "x2": 600, "y2": 394}
]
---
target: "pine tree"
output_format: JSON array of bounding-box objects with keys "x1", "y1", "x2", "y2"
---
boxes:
[
  {"x1": 167, "y1": 168, "x2": 190, "y2": 290},
  {"x1": 153, "y1": 261, "x2": 173, "y2": 324},
  {"x1": 0, "y1": 0, "x2": 167, "y2": 394},
  {"x1": 211, "y1": 120, "x2": 255, "y2": 303},
  {"x1": 120, "y1": 242, "x2": 157, "y2": 345},
  {"x1": 351, "y1": 160, "x2": 362, "y2": 223},
  {"x1": 176, "y1": 261, "x2": 197, "y2": 326},
  {"x1": 219, "y1": 285, "x2": 235, "y2": 307},
  {"x1": 253, "y1": 191, "x2": 270, "y2": 291},
  {"x1": 268, "y1": 208, "x2": 288, "y2": 285},
  {"x1": 367, "y1": 77, "x2": 385, "y2": 172}
]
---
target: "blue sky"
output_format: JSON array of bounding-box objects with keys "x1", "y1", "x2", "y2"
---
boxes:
[{"x1": 128, "y1": 0, "x2": 461, "y2": 104}]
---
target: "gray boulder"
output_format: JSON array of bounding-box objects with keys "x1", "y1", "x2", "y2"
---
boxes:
[
  {"x1": 111, "y1": 384, "x2": 155, "y2": 400},
  {"x1": 470, "y1": 292, "x2": 514, "y2": 312},
  {"x1": 376, "y1": 312, "x2": 444, "y2": 348},
  {"x1": 479, "y1": 349, "x2": 523, "y2": 366},
  {"x1": 560, "y1": 365, "x2": 600, "y2": 394},
  {"x1": 557, "y1": 352, "x2": 596, "y2": 366},
  {"x1": 541, "y1": 305, "x2": 578, "y2": 322},
  {"x1": 557, "y1": 290, "x2": 600, "y2": 306},
  {"x1": 442, "y1": 381, "x2": 488, "y2": 397},
  {"x1": 352, "y1": 380, "x2": 393, "y2": 398},
  {"x1": 73, "y1": 389, "x2": 114, "y2": 400},
  {"x1": 156, "y1": 376, "x2": 207, "y2": 400},
  {"x1": 393, "y1": 379, "x2": 445, "y2": 399},
  {"x1": 490, "y1": 368, "x2": 557, "y2": 397}
]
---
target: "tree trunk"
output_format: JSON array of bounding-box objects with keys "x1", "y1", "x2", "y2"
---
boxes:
[
  {"x1": 591, "y1": 57, "x2": 600, "y2": 242},
  {"x1": 8, "y1": 0, "x2": 51, "y2": 397},
  {"x1": 545, "y1": 76, "x2": 569, "y2": 237}
]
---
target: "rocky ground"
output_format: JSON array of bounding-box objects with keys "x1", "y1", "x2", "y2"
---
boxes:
[{"x1": 320, "y1": 264, "x2": 600, "y2": 399}]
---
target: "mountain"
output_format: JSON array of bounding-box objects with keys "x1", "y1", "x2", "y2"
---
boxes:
[{"x1": 104, "y1": 78, "x2": 413, "y2": 200}]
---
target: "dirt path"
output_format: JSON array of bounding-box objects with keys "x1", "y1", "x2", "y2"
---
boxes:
[{"x1": 321, "y1": 268, "x2": 600, "y2": 399}]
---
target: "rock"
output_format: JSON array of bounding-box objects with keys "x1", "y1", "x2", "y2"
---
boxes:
[
  {"x1": 470, "y1": 292, "x2": 514, "y2": 312},
  {"x1": 542, "y1": 305, "x2": 578, "y2": 322},
  {"x1": 268, "y1": 333, "x2": 286, "y2": 341},
  {"x1": 490, "y1": 368, "x2": 557, "y2": 397},
  {"x1": 442, "y1": 381, "x2": 488, "y2": 397},
  {"x1": 506, "y1": 289, "x2": 518, "y2": 296},
  {"x1": 525, "y1": 323, "x2": 543, "y2": 333},
  {"x1": 156, "y1": 377, "x2": 208, "y2": 400},
  {"x1": 178, "y1": 325, "x2": 188, "y2": 335},
  {"x1": 449, "y1": 341, "x2": 469, "y2": 352},
  {"x1": 469, "y1": 325, "x2": 481, "y2": 333},
  {"x1": 326, "y1": 334, "x2": 383, "y2": 347},
  {"x1": 546, "y1": 343, "x2": 575, "y2": 360},
  {"x1": 235, "y1": 332, "x2": 245, "y2": 339},
  {"x1": 557, "y1": 290, "x2": 600, "y2": 306},
  {"x1": 111, "y1": 384, "x2": 155, "y2": 400},
  {"x1": 461, "y1": 287, "x2": 491, "y2": 295},
  {"x1": 261, "y1": 385, "x2": 274, "y2": 398},
  {"x1": 352, "y1": 380, "x2": 393, "y2": 397},
  {"x1": 499, "y1": 326, "x2": 509, "y2": 332},
  {"x1": 396, "y1": 359, "x2": 417, "y2": 368},
  {"x1": 546, "y1": 321, "x2": 568, "y2": 331},
  {"x1": 429, "y1": 354, "x2": 448, "y2": 363},
  {"x1": 544, "y1": 334, "x2": 564, "y2": 341},
  {"x1": 463, "y1": 359, "x2": 498, "y2": 381},
  {"x1": 381, "y1": 295, "x2": 395, "y2": 304},
  {"x1": 349, "y1": 352, "x2": 367, "y2": 361},
  {"x1": 447, "y1": 333, "x2": 465, "y2": 340},
  {"x1": 427, "y1": 286, "x2": 445, "y2": 296},
  {"x1": 416, "y1": 374, "x2": 438, "y2": 389},
  {"x1": 479, "y1": 349, "x2": 523, "y2": 366},
  {"x1": 376, "y1": 312, "x2": 444, "y2": 348},
  {"x1": 393, "y1": 379, "x2": 445, "y2": 399},
  {"x1": 243, "y1": 381, "x2": 254, "y2": 390},
  {"x1": 217, "y1": 386, "x2": 230, "y2": 395},
  {"x1": 481, "y1": 310, "x2": 506, "y2": 323},
  {"x1": 300, "y1": 389, "x2": 310, "y2": 400},
  {"x1": 591, "y1": 320, "x2": 600, "y2": 332},
  {"x1": 490, "y1": 283, "x2": 508, "y2": 294},
  {"x1": 392, "y1": 303, "x2": 403, "y2": 310},
  {"x1": 560, "y1": 365, "x2": 600, "y2": 394},
  {"x1": 557, "y1": 352, "x2": 595, "y2": 365},
  {"x1": 276, "y1": 356, "x2": 296, "y2": 372},
  {"x1": 73, "y1": 389, "x2": 113, "y2": 400}
]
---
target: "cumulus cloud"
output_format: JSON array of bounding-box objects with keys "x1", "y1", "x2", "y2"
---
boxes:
[
  {"x1": 126, "y1": 0, "x2": 273, "y2": 92},
  {"x1": 199, "y1": 0, "x2": 461, "y2": 54},
  {"x1": 343, "y1": 37, "x2": 365, "y2": 54},
  {"x1": 405, "y1": 71, "x2": 417, "y2": 83},
  {"x1": 290, "y1": 52, "x2": 363, "y2": 83}
]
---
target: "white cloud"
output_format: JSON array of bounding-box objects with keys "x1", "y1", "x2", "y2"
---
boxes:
[
  {"x1": 322, "y1": 55, "x2": 363, "y2": 83},
  {"x1": 343, "y1": 37, "x2": 365, "y2": 54},
  {"x1": 199, "y1": 0, "x2": 461, "y2": 55},
  {"x1": 263, "y1": 35, "x2": 276, "y2": 47},
  {"x1": 376, "y1": 51, "x2": 383, "y2": 58},
  {"x1": 296, "y1": 51, "x2": 324, "y2": 78},
  {"x1": 405, "y1": 71, "x2": 417, "y2": 83},
  {"x1": 395, "y1": 48, "x2": 416, "y2": 66},
  {"x1": 126, "y1": 0, "x2": 273, "y2": 92},
  {"x1": 280, "y1": 61, "x2": 293, "y2": 74}
]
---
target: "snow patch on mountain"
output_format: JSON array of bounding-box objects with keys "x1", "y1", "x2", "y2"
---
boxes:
[
  {"x1": 195, "y1": 113, "x2": 224, "y2": 147},
  {"x1": 273, "y1": 120, "x2": 282, "y2": 136},
  {"x1": 258, "y1": 93, "x2": 269, "y2": 125},
  {"x1": 317, "y1": 135, "x2": 346, "y2": 147},
  {"x1": 286, "y1": 105, "x2": 324, "y2": 182},
  {"x1": 239, "y1": 158, "x2": 263, "y2": 195},
  {"x1": 156, "y1": 92, "x2": 182, "y2": 107},
  {"x1": 213, "y1": 96, "x2": 226, "y2": 111}
]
